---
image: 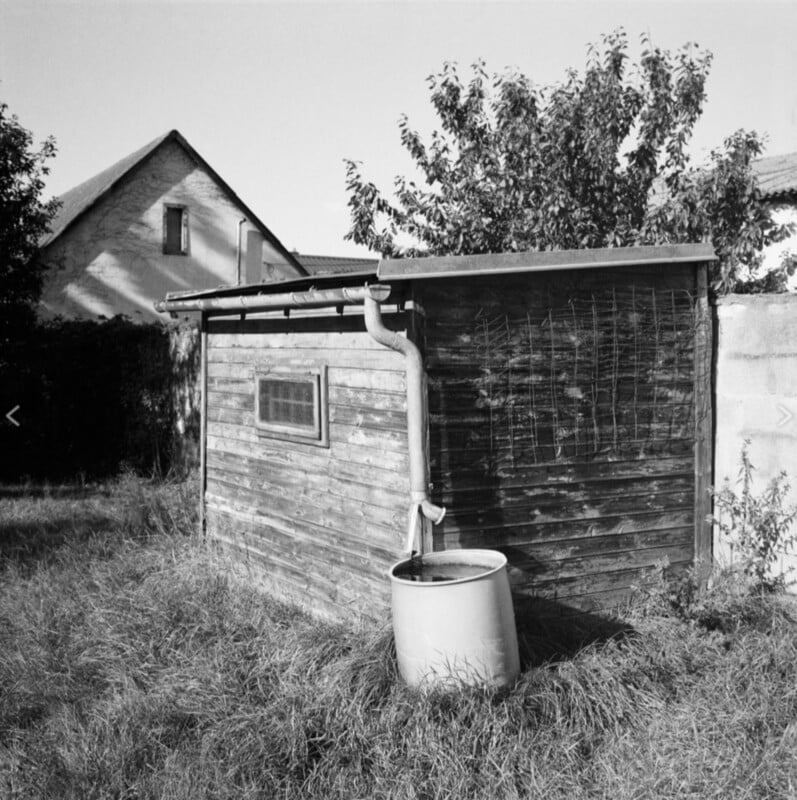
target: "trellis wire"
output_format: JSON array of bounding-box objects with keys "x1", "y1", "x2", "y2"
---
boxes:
[{"x1": 472, "y1": 286, "x2": 696, "y2": 466}]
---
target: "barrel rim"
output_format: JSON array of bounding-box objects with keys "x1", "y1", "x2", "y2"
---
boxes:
[{"x1": 389, "y1": 549, "x2": 508, "y2": 587}]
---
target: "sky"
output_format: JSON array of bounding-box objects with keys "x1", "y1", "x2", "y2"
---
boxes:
[{"x1": 2, "y1": 0, "x2": 796, "y2": 259}]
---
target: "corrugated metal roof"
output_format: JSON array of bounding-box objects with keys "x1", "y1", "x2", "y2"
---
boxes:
[
  {"x1": 159, "y1": 253, "x2": 380, "y2": 304},
  {"x1": 752, "y1": 151, "x2": 797, "y2": 200},
  {"x1": 40, "y1": 129, "x2": 306, "y2": 275},
  {"x1": 162, "y1": 268, "x2": 379, "y2": 303},
  {"x1": 294, "y1": 253, "x2": 379, "y2": 275}
]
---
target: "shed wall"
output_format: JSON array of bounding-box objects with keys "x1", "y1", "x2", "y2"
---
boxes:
[
  {"x1": 204, "y1": 312, "x2": 410, "y2": 620},
  {"x1": 420, "y1": 265, "x2": 700, "y2": 612}
]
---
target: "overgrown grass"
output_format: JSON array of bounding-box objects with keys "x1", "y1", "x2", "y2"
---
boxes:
[{"x1": 2, "y1": 478, "x2": 797, "y2": 799}]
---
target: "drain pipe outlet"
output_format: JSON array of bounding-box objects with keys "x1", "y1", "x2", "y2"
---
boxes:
[{"x1": 363, "y1": 295, "x2": 446, "y2": 554}]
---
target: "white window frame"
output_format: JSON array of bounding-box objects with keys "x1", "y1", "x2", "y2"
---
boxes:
[{"x1": 254, "y1": 366, "x2": 329, "y2": 447}]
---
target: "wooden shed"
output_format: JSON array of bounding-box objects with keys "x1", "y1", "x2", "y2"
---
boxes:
[{"x1": 157, "y1": 244, "x2": 715, "y2": 620}]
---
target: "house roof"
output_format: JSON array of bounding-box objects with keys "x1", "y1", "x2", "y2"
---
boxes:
[
  {"x1": 42, "y1": 131, "x2": 171, "y2": 246},
  {"x1": 294, "y1": 253, "x2": 379, "y2": 276},
  {"x1": 752, "y1": 151, "x2": 797, "y2": 200},
  {"x1": 40, "y1": 129, "x2": 307, "y2": 275}
]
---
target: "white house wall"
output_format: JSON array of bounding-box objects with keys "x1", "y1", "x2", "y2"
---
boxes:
[
  {"x1": 39, "y1": 139, "x2": 295, "y2": 322},
  {"x1": 761, "y1": 205, "x2": 797, "y2": 290}
]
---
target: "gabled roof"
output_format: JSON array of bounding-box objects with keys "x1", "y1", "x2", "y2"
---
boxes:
[
  {"x1": 40, "y1": 129, "x2": 307, "y2": 275},
  {"x1": 294, "y1": 253, "x2": 379, "y2": 276},
  {"x1": 41, "y1": 131, "x2": 171, "y2": 247},
  {"x1": 752, "y1": 151, "x2": 797, "y2": 200}
]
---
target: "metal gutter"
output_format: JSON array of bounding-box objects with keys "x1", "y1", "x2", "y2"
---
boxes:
[
  {"x1": 154, "y1": 283, "x2": 391, "y2": 314},
  {"x1": 161, "y1": 269, "x2": 379, "y2": 303}
]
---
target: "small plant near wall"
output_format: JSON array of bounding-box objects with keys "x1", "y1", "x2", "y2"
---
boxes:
[{"x1": 712, "y1": 440, "x2": 797, "y2": 591}]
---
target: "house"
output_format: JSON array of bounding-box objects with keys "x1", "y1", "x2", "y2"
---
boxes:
[
  {"x1": 752, "y1": 151, "x2": 797, "y2": 280},
  {"x1": 38, "y1": 130, "x2": 307, "y2": 322},
  {"x1": 156, "y1": 243, "x2": 715, "y2": 621},
  {"x1": 753, "y1": 150, "x2": 797, "y2": 202}
]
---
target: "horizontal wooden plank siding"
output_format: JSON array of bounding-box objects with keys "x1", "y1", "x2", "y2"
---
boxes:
[
  {"x1": 204, "y1": 312, "x2": 410, "y2": 620},
  {"x1": 420, "y1": 265, "x2": 700, "y2": 614}
]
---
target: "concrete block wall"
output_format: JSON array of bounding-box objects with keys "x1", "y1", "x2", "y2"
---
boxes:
[{"x1": 714, "y1": 294, "x2": 797, "y2": 580}]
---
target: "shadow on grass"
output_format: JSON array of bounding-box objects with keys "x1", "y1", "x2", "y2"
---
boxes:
[
  {"x1": 0, "y1": 482, "x2": 118, "y2": 569},
  {"x1": 0, "y1": 485, "x2": 109, "y2": 500},
  {"x1": 513, "y1": 595, "x2": 634, "y2": 669},
  {"x1": 0, "y1": 514, "x2": 115, "y2": 565}
]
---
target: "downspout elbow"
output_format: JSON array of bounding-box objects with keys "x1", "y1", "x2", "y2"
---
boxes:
[
  {"x1": 363, "y1": 294, "x2": 446, "y2": 552},
  {"x1": 421, "y1": 499, "x2": 446, "y2": 524}
]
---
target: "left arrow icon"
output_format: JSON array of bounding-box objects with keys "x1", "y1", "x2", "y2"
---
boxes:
[{"x1": 6, "y1": 406, "x2": 20, "y2": 427}]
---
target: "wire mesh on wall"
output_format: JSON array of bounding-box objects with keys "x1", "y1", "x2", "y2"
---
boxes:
[{"x1": 471, "y1": 286, "x2": 696, "y2": 466}]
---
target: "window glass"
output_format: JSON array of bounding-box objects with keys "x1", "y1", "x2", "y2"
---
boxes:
[
  {"x1": 254, "y1": 369, "x2": 328, "y2": 446},
  {"x1": 258, "y1": 377, "x2": 316, "y2": 431},
  {"x1": 164, "y1": 205, "x2": 188, "y2": 254}
]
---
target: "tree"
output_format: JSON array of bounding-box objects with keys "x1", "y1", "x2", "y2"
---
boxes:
[
  {"x1": 0, "y1": 103, "x2": 59, "y2": 338},
  {"x1": 344, "y1": 31, "x2": 792, "y2": 294},
  {"x1": 645, "y1": 129, "x2": 797, "y2": 293}
]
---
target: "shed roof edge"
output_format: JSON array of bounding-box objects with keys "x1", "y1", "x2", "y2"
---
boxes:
[{"x1": 377, "y1": 243, "x2": 716, "y2": 280}]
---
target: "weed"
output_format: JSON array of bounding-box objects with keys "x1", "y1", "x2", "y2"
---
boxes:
[{"x1": 712, "y1": 440, "x2": 797, "y2": 591}]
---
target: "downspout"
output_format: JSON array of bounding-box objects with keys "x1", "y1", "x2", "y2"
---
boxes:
[
  {"x1": 236, "y1": 218, "x2": 247, "y2": 285},
  {"x1": 363, "y1": 295, "x2": 445, "y2": 555},
  {"x1": 198, "y1": 311, "x2": 208, "y2": 536}
]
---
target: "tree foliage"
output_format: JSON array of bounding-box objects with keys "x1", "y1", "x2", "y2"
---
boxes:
[
  {"x1": 345, "y1": 31, "x2": 792, "y2": 294},
  {"x1": 0, "y1": 103, "x2": 59, "y2": 337}
]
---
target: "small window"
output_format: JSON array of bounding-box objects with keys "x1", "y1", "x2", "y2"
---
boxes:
[
  {"x1": 254, "y1": 368, "x2": 328, "y2": 446},
  {"x1": 163, "y1": 205, "x2": 189, "y2": 255}
]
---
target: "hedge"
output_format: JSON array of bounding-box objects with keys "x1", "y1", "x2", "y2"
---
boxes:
[{"x1": 0, "y1": 317, "x2": 200, "y2": 480}]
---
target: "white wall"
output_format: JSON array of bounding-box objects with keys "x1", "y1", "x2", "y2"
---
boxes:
[{"x1": 714, "y1": 294, "x2": 797, "y2": 581}]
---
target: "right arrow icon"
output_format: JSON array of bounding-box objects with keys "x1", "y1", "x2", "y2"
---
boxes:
[{"x1": 776, "y1": 404, "x2": 794, "y2": 428}]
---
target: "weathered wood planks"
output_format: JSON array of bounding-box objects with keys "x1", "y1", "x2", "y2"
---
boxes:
[
  {"x1": 203, "y1": 318, "x2": 412, "y2": 622},
  {"x1": 693, "y1": 262, "x2": 713, "y2": 578},
  {"x1": 420, "y1": 265, "x2": 701, "y2": 612},
  {"x1": 200, "y1": 258, "x2": 710, "y2": 622},
  {"x1": 206, "y1": 507, "x2": 391, "y2": 620}
]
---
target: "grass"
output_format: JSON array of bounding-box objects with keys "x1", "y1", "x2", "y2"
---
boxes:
[{"x1": 2, "y1": 477, "x2": 797, "y2": 799}]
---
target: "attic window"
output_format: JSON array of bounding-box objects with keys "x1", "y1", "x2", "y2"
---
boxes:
[
  {"x1": 163, "y1": 205, "x2": 189, "y2": 255},
  {"x1": 254, "y1": 367, "x2": 328, "y2": 447}
]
